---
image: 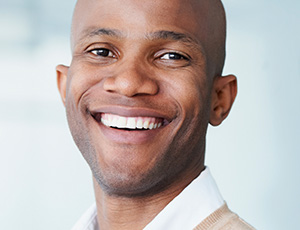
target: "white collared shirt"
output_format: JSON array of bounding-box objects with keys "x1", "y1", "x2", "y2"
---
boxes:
[{"x1": 71, "y1": 167, "x2": 224, "y2": 230}]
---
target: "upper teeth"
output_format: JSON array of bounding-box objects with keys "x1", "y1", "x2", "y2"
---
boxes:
[{"x1": 101, "y1": 113, "x2": 162, "y2": 130}]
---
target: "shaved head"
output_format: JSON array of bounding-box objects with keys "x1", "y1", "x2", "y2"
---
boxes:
[{"x1": 71, "y1": 0, "x2": 227, "y2": 78}]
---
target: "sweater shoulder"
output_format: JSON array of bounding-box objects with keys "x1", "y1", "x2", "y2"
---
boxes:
[{"x1": 193, "y1": 203, "x2": 255, "y2": 230}]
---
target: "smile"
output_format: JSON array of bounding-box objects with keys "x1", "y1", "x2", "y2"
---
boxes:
[
  {"x1": 100, "y1": 113, "x2": 163, "y2": 130},
  {"x1": 90, "y1": 108, "x2": 174, "y2": 143}
]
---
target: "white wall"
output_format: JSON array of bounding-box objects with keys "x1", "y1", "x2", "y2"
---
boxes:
[{"x1": 0, "y1": 0, "x2": 299, "y2": 229}]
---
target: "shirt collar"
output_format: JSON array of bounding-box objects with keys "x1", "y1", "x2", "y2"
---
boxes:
[
  {"x1": 143, "y1": 167, "x2": 224, "y2": 230},
  {"x1": 71, "y1": 203, "x2": 98, "y2": 230},
  {"x1": 72, "y1": 167, "x2": 224, "y2": 230}
]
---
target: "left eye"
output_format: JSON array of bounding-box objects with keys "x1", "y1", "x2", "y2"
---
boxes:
[
  {"x1": 160, "y1": 52, "x2": 188, "y2": 60},
  {"x1": 90, "y1": 48, "x2": 115, "y2": 58}
]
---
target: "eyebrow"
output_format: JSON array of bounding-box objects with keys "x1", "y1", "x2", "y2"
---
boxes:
[
  {"x1": 147, "y1": 30, "x2": 196, "y2": 44},
  {"x1": 79, "y1": 28, "x2": 205, "y2": 54},
  {"x1": 87, "y1": 28, "x2": 123, "y2": 38}
]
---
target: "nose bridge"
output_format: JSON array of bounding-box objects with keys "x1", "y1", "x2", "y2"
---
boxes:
[
  {"x1": 103, "y1": 55, "x2": 159, "y2": 97},
  {"x1": 119, "y1": 58, "x2": 145, "y2": 88}
]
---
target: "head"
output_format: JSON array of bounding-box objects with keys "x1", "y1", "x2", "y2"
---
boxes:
[{"x1": 56, "y1": 0, "x2": 237, "y2": 197}]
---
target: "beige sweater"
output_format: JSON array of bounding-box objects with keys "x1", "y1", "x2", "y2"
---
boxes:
[{"x1": 193, "y1": 204, "x2": 255, "y2": 230}]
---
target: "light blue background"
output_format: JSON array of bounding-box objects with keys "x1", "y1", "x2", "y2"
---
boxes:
[{"x1": 0, "y1": 0, "x2": 299, "y2": 229}]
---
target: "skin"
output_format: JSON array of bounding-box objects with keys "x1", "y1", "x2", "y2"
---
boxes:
[{"x1": 56, "y1": 0, "x2": 237, "y2": 229}]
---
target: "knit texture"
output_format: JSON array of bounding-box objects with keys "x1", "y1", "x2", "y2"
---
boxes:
[{"x1": 193, "y1": 204, "x2": 255, "y2": 230}]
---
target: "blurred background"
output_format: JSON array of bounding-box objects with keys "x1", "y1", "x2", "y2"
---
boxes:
[{"x1": 0, "y1": 0, "x2": 299, "y2": 229}]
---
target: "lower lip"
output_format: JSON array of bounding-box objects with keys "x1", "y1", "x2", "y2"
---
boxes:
[{"x1": 96, "y1": 121, "x2": 164, "y2": 144}]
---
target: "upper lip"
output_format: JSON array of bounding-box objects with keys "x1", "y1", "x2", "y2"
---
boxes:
[{"x1": 89, "y1": 106, "x2": 175, "y2": 124}]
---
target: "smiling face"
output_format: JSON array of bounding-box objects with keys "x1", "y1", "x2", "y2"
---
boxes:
[{"x1": 57, "y1": 0, "x2": 234, "y2": 197}]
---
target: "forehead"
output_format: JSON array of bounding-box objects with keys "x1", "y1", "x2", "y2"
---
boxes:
[{"x1": 72, "y1": 0, "x2": 209, "y2": 45}]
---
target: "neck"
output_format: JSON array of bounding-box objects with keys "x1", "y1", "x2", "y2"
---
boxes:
[
  {"x1": 93, "y1": 179, "x2": 179, "y2": 230},
  {"x1": 93, "y1": 165, "x2": 204, "y2": 230}
]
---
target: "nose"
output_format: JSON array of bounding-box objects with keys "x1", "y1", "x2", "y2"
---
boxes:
[{"x1": 103, "y1": 63, "x2": 159, "y2": 97}]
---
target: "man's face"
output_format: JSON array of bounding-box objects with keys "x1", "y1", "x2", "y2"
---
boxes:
[{"x1": 59, "y1": 0, "x2": 223, "y2": 196}]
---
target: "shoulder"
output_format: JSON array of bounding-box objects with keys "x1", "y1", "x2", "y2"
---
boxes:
[{"x1": 193, "y1": 203, "x2": 255, "y2": 230}]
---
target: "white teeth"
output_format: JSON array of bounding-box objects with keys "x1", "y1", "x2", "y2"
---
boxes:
[
  {"x1": 117, "y1": 116, "x2": 127, "y2": 128},
  {"x1": 111, "y1": 116, "x2": 118, "y2": 127},
  {"x1": 127, "y1": 117, "x2": 136, "y2": 129},
  {"x1": 136, "y1": 119, "x2": 143, "y2": 129},
  {"x1": 149, "y1": 123, "x2": 154, "y2": 130},
  {"x1": 102, "y1": 119, "x2": 109, "y2": 127},
  {"x1": 143, "y1": 120, "x2": 150, "y2": 129},
  {"x1": 100, "y1": 113, "x2": 163, "y2": 130}
]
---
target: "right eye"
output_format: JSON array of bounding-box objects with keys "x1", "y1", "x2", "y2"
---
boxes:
[{"x1": 90, "y1": 48, "x2": 115, "y2": 58}]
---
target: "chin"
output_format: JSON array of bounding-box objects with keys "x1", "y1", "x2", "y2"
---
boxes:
[{"x1": 91, "y1": 160, "x2": 172, "y2": 198}]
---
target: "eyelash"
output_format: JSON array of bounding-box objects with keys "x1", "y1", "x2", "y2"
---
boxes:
[
  {"x1": 87, "y1": 47, "x2": 191, "y2": 65},
  {"x1": 160, "y1": 52, "x2": 189, "y2": 60},
  {"x1": 90, "y1": 48, "x2": 116, "y2": 58}
]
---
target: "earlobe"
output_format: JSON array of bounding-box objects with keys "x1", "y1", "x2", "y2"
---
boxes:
[
  {"x1": 56, "y1": 64, "x2": 69, "y2": 106},
  {"x1": 209, "y1": 74, "x2": 237, "y2": 126}
]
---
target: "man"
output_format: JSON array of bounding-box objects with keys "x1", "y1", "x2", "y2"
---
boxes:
[{"x1": 56, "y1": 0, "x2": 254, "y2": 229}]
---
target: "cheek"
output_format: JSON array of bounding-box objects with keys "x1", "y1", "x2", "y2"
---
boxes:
[
  {"x1": 163, "y1": 70, "x2": 211, "y2": 143},
  {"x1": 64, "y1": 64, "x2": 96, "y2": 155},
  {"x1": 163, "y1": 70, "x2": 210, "y2": 117},
  {"x1": 66, "y1": 60, "x2": 114, "y2": 104},
  {"x1": 66, "y1": 64, "x2": 93, "y2": 104}
]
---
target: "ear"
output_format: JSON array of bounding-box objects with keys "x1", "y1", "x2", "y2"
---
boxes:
[
  {"x1": 209, "y1": 74, "x2": 237, "y2": 126},
  {"x1": 56, "y1": 64, "x2": 69, "y2": 106}
]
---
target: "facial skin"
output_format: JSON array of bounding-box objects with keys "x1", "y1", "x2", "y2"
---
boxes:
[{"x1": 57, "y1": 0, "x2": 237, "y2": 199}]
